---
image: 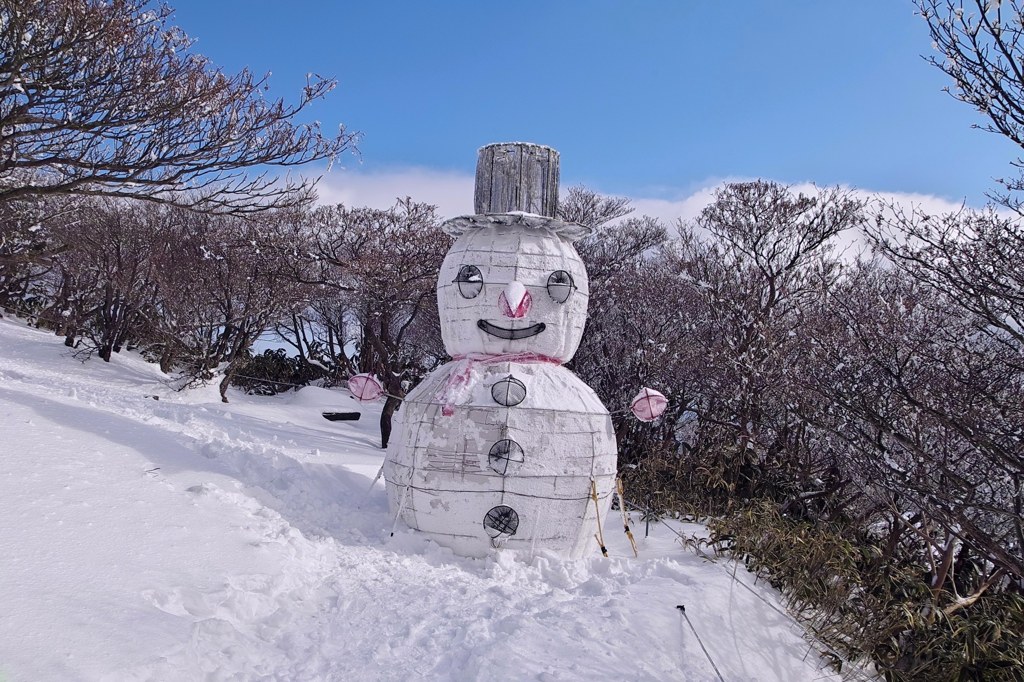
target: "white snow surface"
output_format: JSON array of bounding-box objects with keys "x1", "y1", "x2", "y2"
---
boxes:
[{"x1": 0, "y1": 317, "x2": 846, "y2": 681}]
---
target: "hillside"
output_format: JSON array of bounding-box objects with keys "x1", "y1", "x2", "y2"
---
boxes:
[{"x1": 0, "y1": 317, "x2": 847, "y2": 681}]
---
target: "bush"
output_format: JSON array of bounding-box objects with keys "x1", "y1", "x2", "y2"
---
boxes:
[
  {"x1": 706, "y1": 501, "x2": 1024, "y2": 681},
  {"x1": 231, "y1": 348, "x2": 328, "y2": 395}
]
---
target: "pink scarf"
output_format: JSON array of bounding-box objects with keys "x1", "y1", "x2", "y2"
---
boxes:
[{"x1": 437, "y1": 352, "x2": 562, "y2": 416}]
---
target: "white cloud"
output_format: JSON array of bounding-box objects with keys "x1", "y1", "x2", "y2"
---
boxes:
[
  {"x1": 629, "y1": 187, "x2": 721, "y2": 225},
  {"x1": 315, "y1": 167, "x2": 474, "y2": 219},
  {"x1": 312, "y1": 167, "x2": 993, "y2": 229},
  {"x1": 865, "y1": 188, "x2": 975, "y2": 217},
  {"x1": 628, "y1": 180, "x2": 985, "y2": 226}
]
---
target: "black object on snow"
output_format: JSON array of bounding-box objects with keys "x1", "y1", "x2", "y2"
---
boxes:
[{"x1": 322, "y1": 411, "x2": 361, "y2": 421}]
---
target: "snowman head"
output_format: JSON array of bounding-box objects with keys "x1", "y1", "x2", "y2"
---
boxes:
[{"x1": 437, "y1": 214, "x2": 589, "y2": 362}]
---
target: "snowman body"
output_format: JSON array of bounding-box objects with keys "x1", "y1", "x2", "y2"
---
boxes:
[{"x1": 384, "y1": 215, "x2": 617, "y2": 559}]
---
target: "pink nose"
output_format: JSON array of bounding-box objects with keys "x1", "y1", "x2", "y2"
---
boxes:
[{"x1": 499, "y1": 281, "x2": 531, "y2": 318}]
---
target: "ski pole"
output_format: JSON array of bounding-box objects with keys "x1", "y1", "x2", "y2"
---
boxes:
[
  {"x1": 590, "y1": 479, "x2": 608, "y2": 557},
  {"x1": 616, "y1": 477, "x2": 639, "y2": 558},
  {"x1": 356, "y1": 463, "x2": 386, "y2": 509},
  {"x1": 390, "y1": 485, "x2": 410, "y2": 537},
  {"x1": 676, "y1": 605, "x2": 725, "y2": 682}
]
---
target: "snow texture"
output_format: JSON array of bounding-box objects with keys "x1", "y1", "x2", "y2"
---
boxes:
[{"x1": 0, "y1": 317, "x2": 849, "y2": 681}]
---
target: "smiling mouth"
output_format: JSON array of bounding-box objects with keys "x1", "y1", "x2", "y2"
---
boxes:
[{"x1": 477, "y1": 320, "x2": 547, "y2": 340}]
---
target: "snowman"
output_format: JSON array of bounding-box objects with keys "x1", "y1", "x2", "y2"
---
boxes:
[{"x1": 379, "y1": 143, "x2": 663, "y2": 559}]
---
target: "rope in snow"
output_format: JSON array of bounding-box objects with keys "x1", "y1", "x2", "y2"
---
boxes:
[
  {"x1": 230, "y1": 373, "x2": 312, "y2": 389},
  {"x1": 621, "y1": 497, "x2": 687, "y2": 542},
  {"x1": 643, "y1": 510, "x2": 875, "y2": 682},
  {"x1": 696, "y1": 550, "x2": 874, "y2": 682},
  {"x1": 621, "y1": 499, "x2": 849, "y2": 677},
  {"x1": 0, "y1": 303, "x2": 43, "y2": 319},
  {"x1": 230, "y1": 373, "x2": 409, "y2": 400},
  {"x1": 676, "y1": 605, "x2": 725, "y2": 682},
  {"x1": 235, "y1": 369, "x2": 636, "y2": 418}
]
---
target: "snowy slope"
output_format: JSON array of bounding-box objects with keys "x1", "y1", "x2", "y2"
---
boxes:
[{"x1": 0, "y1": 317, "x2": 848, "y2": 681}]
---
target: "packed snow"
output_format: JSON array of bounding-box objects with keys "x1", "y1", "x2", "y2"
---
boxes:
[{"x1": 0, "y1": 317, "x2": 850, "y2": 681}]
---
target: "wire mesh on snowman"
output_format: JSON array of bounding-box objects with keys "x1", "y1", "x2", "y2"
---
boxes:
[
  {"x1": 375, "y1": 210, "x2": 613, "y2": 557},
  {"x1": 364, "y1": 144, "x2": 665, "y2": 558}
]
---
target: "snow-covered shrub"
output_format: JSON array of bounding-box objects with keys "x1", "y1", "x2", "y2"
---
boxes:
[
  {"x1": 231, "y1": 348, "x2": 327, "y2": 396},
  {"x1": 0, "y1": 187, "x2": 72, "y2": 321},
  {"x1": 709, "y1": 501, "x2": 1024, "y2": 681}
]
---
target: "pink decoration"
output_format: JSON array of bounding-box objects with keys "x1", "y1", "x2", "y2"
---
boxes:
[
  {"x1": 499, "y1": 282, "x2": 532, "y2": 319},
  {"x1": 348, "y1": 373, "x2": 384, "y2": 402},
  {"x1": 438, "y1": 352, "x2": 562, "y2": 416},
  {"x1": 630, "y1": 387, "x2": 667, "y2": 422}
]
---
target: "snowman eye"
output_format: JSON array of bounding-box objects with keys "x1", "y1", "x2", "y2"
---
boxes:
[
  {"x1": 454, "y1": 265, "x2": 483, "y2": 299},
  {"x1": 546, "y1": 270, "x2": 575, "y2": 303}
]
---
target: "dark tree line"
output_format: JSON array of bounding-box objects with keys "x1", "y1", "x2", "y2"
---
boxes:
[
  {"x1": 0, "y1": 195, "x2": 448, "y2": 407},
  {"x1": 557, "y1": 181, "x2": 1023, "y2": 680}
]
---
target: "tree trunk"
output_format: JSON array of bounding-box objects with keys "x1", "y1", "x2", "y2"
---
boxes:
[
  {"x1": 159, "y1": 346, "x2": 175, "y2": 374},
  {"x1": 379, "y1": 371, "x2": 405, "y2": 449},
  {"x1": 380, "y1": 395, "x2": 400, "y2": 449},
  {"x1": 219, "y1": 371, "x2": 231, "y2": 403}
]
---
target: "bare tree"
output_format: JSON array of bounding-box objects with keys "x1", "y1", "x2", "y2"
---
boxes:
[
  {"x1": 918, "y1": 0, "x2": 1024, "y2": 210},
  {"x1": 284, "y1": 199, "x2": 449, "y2": 446},
  {"x1": 0, "y1": 190, "x2": 73, "y2": 313},
  {"x1": 668, "y1": 182, "x2": 863, "y2": 498},
  {"x1": 144, "y1": 207, "x2": 310, "y2": 400},
  {"x1": 871, "y1": 203, "x2": 1024, "y2": 350},
  {"x1": 570, "y1": 214, "x2": 683, "y2": 450},
  {"x1": 840, "y1": 205, "x2": 1024, "y2": 581},
  {"x1": 45, "y1": 199, "x2": 166, "y2": 360},
  {"x1": 0, "y1": 0, "x2": 356, "y2": 214},
  {"x1": 557, "y1": 185, "x2": 633, "y2": 229}
]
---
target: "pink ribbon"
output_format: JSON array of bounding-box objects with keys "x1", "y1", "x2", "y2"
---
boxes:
[{"x1": 438, "y1": 352, "x2": 562, "y2": 416}]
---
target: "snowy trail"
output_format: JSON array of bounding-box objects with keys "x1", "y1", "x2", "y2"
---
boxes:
[{"x1": 0, "y1": 318, "x2": 846, "y2": 681}]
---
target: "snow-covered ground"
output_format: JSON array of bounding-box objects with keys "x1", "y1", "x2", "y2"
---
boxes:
[{"x1": 0, "y1": 317, "x2": 849, "y2": 681}]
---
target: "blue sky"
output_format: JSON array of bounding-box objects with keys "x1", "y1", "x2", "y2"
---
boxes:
[{"x1": 168, "y1": 1, "x2": 1014, "y2": 218}]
